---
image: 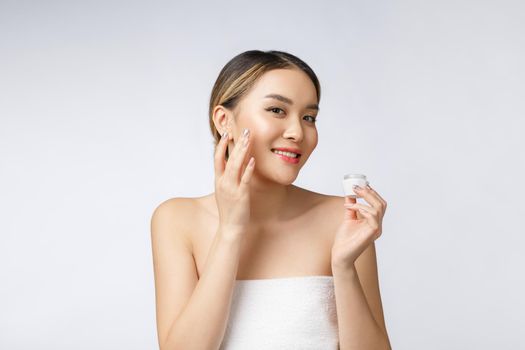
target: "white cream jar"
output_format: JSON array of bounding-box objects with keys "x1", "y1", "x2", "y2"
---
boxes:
[{"x1": 342, "y1": 174, "x2": 369, "y2": 198}]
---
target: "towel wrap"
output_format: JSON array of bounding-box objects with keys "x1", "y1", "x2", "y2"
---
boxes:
[{"x1": 219, "y1": 275, "x2": 339, "y2": 349}]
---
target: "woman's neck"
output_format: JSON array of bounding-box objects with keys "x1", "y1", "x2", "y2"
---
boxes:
[{"x1": 247, "y1": 182, "x2": 296, "y2": 224}]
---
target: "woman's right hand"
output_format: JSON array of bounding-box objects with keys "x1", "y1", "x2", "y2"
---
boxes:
[{"x1": 214, "y1": 128, "x2": 255, "y2": 237}]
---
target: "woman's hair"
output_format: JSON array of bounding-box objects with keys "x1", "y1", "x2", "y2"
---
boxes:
[{"x1": 208, "y1": 50, "x2": 321, "y2": 160}]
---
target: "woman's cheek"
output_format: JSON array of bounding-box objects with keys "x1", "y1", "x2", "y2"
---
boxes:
[{"x1": 252, "y1": 115, "x2": 274, "y2": 132}]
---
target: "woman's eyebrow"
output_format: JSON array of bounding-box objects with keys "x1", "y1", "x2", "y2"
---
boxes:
[{"x1": 264, "y1": 94, "x2": 319, "y2": 111}]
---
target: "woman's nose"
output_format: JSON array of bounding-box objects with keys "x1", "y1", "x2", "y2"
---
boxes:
[{"x1": 282, "y1": 117, "x2": 304, "y2": 142}]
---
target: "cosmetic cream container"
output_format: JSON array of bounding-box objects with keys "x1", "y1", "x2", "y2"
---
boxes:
[{"x1": 342, "y1": 174, "x2": 369, "y2": 198}]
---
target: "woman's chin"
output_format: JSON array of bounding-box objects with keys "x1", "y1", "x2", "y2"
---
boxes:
[{"x1": 250, "y1": 168, "x2": 299, "y2": 186}]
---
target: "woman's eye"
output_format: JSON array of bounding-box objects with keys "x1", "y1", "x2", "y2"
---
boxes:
[
  {"x1": 266, "y1": 107, "x2": 317, "y2": 124},
  {"x1": 267, "y1": 107, "x2": 284, "y2": 114},
  {"x1": 305, "y1": 115, "x2": 317, "y2": 123}
]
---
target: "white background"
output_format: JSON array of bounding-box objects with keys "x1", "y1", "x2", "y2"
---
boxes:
[{"x1": 1, "y1": 0, "x2": 524, "y2": 349}]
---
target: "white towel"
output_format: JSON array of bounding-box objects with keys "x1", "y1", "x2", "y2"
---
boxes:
[{"x1": 219, "y1": 275, "x2": 339, "y2": 350}]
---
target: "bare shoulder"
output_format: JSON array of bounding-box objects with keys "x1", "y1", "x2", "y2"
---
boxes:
[
  {"x1": 150, "y1": 197, "x2": 203, "y2": 348},
  {"x1": 292, "y1": 185, "x2": 345, "y2": 213},
  {"x1": 150, "y1": 196, "x2": 201, "y2": 249},
  {"x1": 151, "y1": 196, "x2": 199, "y2": 216}
]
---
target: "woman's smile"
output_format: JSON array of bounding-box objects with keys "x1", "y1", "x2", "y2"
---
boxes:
[{"x1": 271, "y1": 149, "x2": 301, "y2": 164}]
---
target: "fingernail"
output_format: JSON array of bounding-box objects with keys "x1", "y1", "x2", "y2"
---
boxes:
[
  {"x1": 243, "y1": 128, "x2": 250, "y2": 138},
  {"x1": 353, "y1": 185, "x2": 362, "y2": 191}
]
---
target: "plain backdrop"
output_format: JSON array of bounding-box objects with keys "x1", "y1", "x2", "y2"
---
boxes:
[{"x1": 1, "y1": 0, "x2": 524, "y2": 349}]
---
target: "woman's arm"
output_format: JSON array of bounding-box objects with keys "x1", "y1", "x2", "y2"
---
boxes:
[
  {"x1": 151, "y1": 199, "x2": 244, "y2": 350},
  {"x1": 332, "y1": 242, "x2": 392, "y2": 350}
]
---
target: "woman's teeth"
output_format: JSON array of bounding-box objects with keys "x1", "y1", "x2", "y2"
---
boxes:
[{"x1": 272, "y1": 149, "x2": 299, "y2": 158}]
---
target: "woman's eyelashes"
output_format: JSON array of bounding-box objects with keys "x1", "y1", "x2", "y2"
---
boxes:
[
  {"x1": 267, "y1": 107, "x2": 284, "y2": 115},
  {"x1": 265, "y1": 107, "x2": 317, "y2": 123}
]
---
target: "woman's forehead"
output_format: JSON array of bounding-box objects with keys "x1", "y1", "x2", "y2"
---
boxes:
[{"x1": 248, "y1": 69, "x2": 318, "y2": 105}]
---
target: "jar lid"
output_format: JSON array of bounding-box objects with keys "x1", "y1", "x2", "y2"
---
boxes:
[{"x1": 343, "y1": 174, "x2": 367, "y2": 180}]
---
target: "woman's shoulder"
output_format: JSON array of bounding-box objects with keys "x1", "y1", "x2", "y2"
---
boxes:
[
  {"x1": 152, "y1": 196, "x2": 199, "y2": 214},
  {"x1": 291, "y1": 185, "x2": 345, "y2": 207},
  {"x1": 151, "y1": 188, "x2": 344, "y2": 229},
  {"x1": 150, "y1": 196, "x2": 205, "y2": 234},
  {"x1": 287, "y1": 186, "x2": 346, "y2": 225}
]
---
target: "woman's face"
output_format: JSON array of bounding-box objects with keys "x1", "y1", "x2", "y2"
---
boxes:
[{"x1": 227, "y1": 68, "x2": 319, "y2": 184}]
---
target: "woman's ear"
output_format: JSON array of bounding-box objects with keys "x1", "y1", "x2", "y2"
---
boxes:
[{"x1": 212, "y1": 105, "x2": 234, "y2": 135}]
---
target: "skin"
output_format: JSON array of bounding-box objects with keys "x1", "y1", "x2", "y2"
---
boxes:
[
  {"x1": 153, "y1": 67, "x2": 391, "y2": 347},
  {"x1": 196, "y1": 67, "x2": 337, "y2": 279},
  {"x1": 212, "y1": 67, "x2": 321, "y2": 227}
]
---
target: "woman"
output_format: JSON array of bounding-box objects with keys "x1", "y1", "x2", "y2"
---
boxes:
[{"x1": 151, "y1": 50, "x2": 391, "y2": 349}]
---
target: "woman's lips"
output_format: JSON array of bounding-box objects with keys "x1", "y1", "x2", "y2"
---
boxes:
[{"x1": 271, "y1": 150, "x2": 301, "y2": 164}]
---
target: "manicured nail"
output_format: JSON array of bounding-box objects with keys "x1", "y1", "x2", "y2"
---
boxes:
[
  {"x1": 353, "y1": 185, "x2": 362, "y2": 191},
  {"x1": 242, "y1": 129, "x2": 249, "y2": 147}
]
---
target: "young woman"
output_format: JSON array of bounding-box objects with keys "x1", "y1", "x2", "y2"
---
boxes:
[{"x1": 151, "y1": 50, "x2": 391, "y2": 350}]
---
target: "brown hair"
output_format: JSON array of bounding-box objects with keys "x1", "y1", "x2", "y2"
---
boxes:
[{"x1": 208, "y1": 50, "x2": 321, "y2": 160}]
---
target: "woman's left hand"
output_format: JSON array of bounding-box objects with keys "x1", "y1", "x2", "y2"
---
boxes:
[{"x1": 331, "y1": 184, "x2": 388, "y2": 269}]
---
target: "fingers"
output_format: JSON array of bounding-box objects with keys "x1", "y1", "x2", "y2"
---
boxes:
[
  {"x1": 354, "y1": 185, "x2": 386, "y2": 212},
  {"x1": 214, "y1": 131, "x2": 230, "y2": 178},
  {"x1": 225, "y1": 128, "x2": 252, "y2": 182},
  {"x1": 344, "y1": 196, "x2": 357, "y2": 205},
  {"x1": 344, "y1": 202, "x2": 377, "y2": 215},
  {"x1": 344, "y1": 196, "x2": 356, "y2": 218},
  {"x1": 344, "y1": 202, "x2": 380, "y2": 233},
  {"x1": 240, "y1": 156, "x2": 256, "y2": 185},
  {"x1": 366, "y1": 184, "x2": 388, "y2": 208},
  {"x1": 215, "y1": 127, "x2": 255, "y2": 189}
]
